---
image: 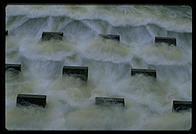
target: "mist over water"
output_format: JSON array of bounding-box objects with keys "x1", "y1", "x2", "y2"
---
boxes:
[{"x1": 5, "y1": 5, "x2": 192, "y2": 130}]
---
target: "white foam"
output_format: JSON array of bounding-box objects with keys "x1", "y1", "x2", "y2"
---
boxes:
[{"x1": 5, "y1": 5, "x2": 192, "y2": 130}]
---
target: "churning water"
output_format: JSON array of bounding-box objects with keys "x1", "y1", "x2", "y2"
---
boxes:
[{"x1": 5, "y1": 5, "x2": 192, "y2": 130}]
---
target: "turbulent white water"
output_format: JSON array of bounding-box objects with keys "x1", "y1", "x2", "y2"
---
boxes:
[{"x1": 5, "y1": 5, "x2": 192, "y2": 130}]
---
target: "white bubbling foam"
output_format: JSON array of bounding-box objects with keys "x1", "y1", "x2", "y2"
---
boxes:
[
  {"x1": 6, "y1": 5, "x2": 192, "y2": 130},
  {"x1": 6, "y1": 5, "x2": 192, "y2": 33}
]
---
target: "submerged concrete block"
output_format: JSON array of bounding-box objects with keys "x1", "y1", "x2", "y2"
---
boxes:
[
  {"x1": 41, "y1": 32, "x2": 63, "y2": 41},
  {"x1": 95, "y1": 97, "x2": 125, "y2": 107},
  {"x1": 99, "y1": 34, "x2": 120, "y2": 41},
  {"x1": 6, "y1": 30, "x2": 8, "y2": 36},
  {"x1": 172, "y1": 100, "x2": 192, "y2": 112},
  {"x1": 5, "y1": 64, "x2": 21, "y2": 72},
  {"x1": 155, "y1": 37, "x2": 176, "y2": 46},
  {"x1": 63, "y1": 66, "x2": 88, "y2": 81},
  {"x1": 16, "y1": 94, "x2": 46, "y2": 108},
  {"x1": 131, "y1": 68, "x2": 156, "y2": 78}
]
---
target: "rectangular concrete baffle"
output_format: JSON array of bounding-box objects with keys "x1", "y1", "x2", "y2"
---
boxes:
[
  {"x1": 172, "y1": 100, "x2": 192, "y2": 112},
  {"x1": 5, "y1": 64, "x2": 21, "y2": 72},
  {"x1": 155, "y1": 37, "x2": 176, "y2": 46},
  {"x1": 41, "y1": 32, "x2": 63, "y2": 41},
  {"x1": 5, "y1": 30, "x2": 8, "y2": 36},
  {"x1": 63, "y1": 66, "x2": 88, "y2": 81},
  {"x1": 95, "y1": 97, "x2": 125, "y2": 107},
  {"x1": 131, "y1": 68, "x2": 156, "y2": 78},
  {"x1": 16, "y1": 94, "x2": 47, "y2": 108},
  {"x1": 99, "y1": 34, "x2": 120, "y2": 42}
]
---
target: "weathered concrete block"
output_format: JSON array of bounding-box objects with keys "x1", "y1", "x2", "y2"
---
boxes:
[
  {"x1": 99, "y1": 34, "x2": 120, "y2": 41},
  {"x1": 155, "y1": 37, "x2": 176, "y2": 46},
  {"x1": 63, "y1": 66, "x2": 88, "y2": 81},
  {"x1": 95, "y1": 97, "x2": 125, "y2": 107},
  {"x1": 172, "y1": 100, "x2": 192, "y2": 112},
  {"x1": 16, "y1": 94, "x2": 46, "y2": 108},
  {"x1": 5, "y1": 64, "x2": 21, "y2": 72},
  {"x1": 41, "y1": 32, "x2": 63, "y2": 41},
  {"x1": 131, "y1": 68, "x2": 156, "y2": 78}
]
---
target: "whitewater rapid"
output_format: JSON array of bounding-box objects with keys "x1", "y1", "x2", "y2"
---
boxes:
[{"x1": 5, "y1": 5, "x2": 192, "y2": 130}]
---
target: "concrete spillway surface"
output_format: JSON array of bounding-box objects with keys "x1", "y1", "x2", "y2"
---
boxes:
[
  {"x1": 131, "y1": 68, "x2": 156, "y2": 78},
  {"x1": 172, "y1": 100, "x2": 192, "y2": 112},
  {"x1": 5, "y1": 64, "x2": 21, "y2": 72},
  {"x1": 41, "y1": 32, "x2": 63, "y2": 41},
  {"x1": 62, "y1": 66, "x2": 88, "y2": 81},
  {"x1": 16, "y1": 94, "x2": 47, "y2": 108},
  {"x1": 95, "y1": 97, "x2": 125, "y2": 107},
  {"x1": 5, "y1": 5, "x2": 192, "y2": 130},
  {"x1": 99, "y1": 34, "x2": 120, "y2": 41},
  {"x1": 155, "y1": 37, "x2": 176, "y2": 46}
]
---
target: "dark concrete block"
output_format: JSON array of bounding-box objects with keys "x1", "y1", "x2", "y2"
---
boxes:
[
  {"x1": 95, "y1": 97, "x2": 125, "y2": 107},
  {"x1": 41, "y1": 32, "x2": 63, "y2": 41},
  {"x1": 131, "y1": 68, "x2": 156, "y2": 78},
  {"x1": 16, "y1": 94, "x2": 46, "y2": 108},
  {"x1": 6, "y1": 30, "x2": 8, "y2": 36},
  {"x1": 155, "y1": 37, "x2": 176, "y2": 46},
  {"x1": 172, "y1": 100, "x2": 192, "y2": 112},
  {"x1": 63, "y1": 66, "x2": 88, "y2": 81},
  {"x1": 5, "y1": 64, "x2": 21, "y2": 72},
  {"x1": 99, "y1": 34, "x2": 120, "y2": 41}
]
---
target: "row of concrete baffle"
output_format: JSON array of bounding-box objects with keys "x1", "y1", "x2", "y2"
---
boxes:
[{"x1": 6, "y1": 31, "x2": 191, "y2": 112}]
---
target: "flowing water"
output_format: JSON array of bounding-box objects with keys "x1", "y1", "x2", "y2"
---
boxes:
[{"x1": 5, "y1": 5, "x2": 192, "y2": 130}]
